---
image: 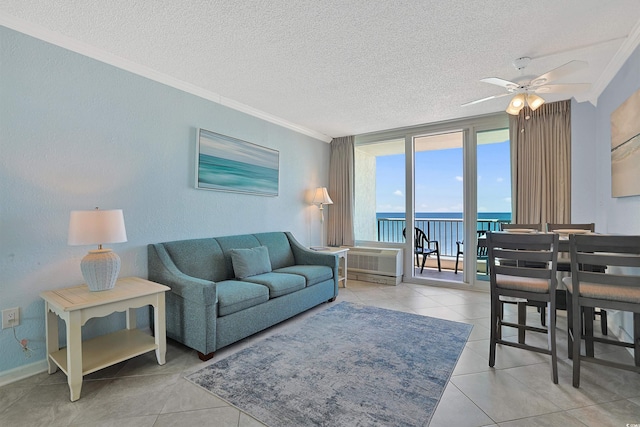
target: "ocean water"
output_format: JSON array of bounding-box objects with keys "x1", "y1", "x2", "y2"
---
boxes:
[
  {"x1": 377, "y1": 212, "x2": 512, "y2": 221},
  {"x1": 198, "y1": 153, "x2": 278, "y2": 195}
]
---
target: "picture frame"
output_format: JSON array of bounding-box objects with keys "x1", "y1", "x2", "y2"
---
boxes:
[
  {"x1": 610, "y1": 88, "x2": 640, "y2": 197},
  {"x1": 196, "y1": 129, "x2": 279, "y2": 196}
]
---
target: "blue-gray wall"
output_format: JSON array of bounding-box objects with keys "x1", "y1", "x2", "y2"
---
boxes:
[
  {"x1": 0, "y1": 27, "x2": 330, "y2": 375},
  {"x1": 571, "y1": 43, "x2": 640, "y2": 343}
]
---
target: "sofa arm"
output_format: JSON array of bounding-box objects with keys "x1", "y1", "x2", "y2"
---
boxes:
[
  {"x1": 147, "y1": 244, "x2": 217, "y2": 304},
  {"x1": 285, "y1": 232, "x2": 338, "y2": 269}
]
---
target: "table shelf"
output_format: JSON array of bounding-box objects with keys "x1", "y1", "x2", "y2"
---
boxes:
[{"x1": 49, "y1": 329, "x2": 157, "y2": 376}]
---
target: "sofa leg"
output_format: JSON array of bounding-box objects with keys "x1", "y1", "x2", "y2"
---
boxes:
[
  {"x1": 197, "y1": 351, "x2": 215, "y2": 361},
  {"x1": 328, "y1": 297, "x2": 337, "y2": 302}
]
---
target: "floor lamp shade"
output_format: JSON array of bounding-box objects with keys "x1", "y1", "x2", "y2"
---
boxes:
[{"x1": 68, "y1": 209, "x2": 127, "y2": 292}]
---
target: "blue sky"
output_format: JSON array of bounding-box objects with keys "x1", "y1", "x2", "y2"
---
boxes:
[{"x1": 376, "y1": 140, "x2": 511, "y2": 213}]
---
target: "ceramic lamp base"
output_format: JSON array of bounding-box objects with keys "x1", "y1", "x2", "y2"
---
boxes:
[{"x1": 81, "y1": 249, "x2": 121, "y2": 292}]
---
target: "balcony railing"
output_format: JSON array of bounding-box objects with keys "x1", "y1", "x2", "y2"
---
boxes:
[{"x1": 377, "y1": 218, "x2": 508, "y2": 257}]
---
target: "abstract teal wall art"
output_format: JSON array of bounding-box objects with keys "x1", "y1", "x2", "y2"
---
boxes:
[{"x1": 196, "y1": 129, "x2": 279, "y2": 196}]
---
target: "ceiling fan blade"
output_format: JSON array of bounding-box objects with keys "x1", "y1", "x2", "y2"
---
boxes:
[
  {"x1": 531, "y1": 60, "x2": 588, "y2": 86},
  {"x1": 480, "y1": 77, "x2": 519, "y2": 89},
  {"x1": 534, "y1": 83, "x2": 590, "y2": 94},
  {"x1": 461, "y1": 92, "x2": 511, "y2": 107}
]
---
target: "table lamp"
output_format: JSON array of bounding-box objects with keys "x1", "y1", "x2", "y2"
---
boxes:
[
  {"x1": 312, "y1": 187, "x2": 333, "y2": 223},
  {"x1": 312, "y1": 187, "x2": 333, "y2": 248},
  {"x1": 68, "y1": 208, "x2": 127, "y2": 292}
]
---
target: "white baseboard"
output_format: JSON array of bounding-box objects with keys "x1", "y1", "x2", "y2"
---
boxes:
[{"x1": 0, "y1": 359, "x2": 48, "y2": 387}]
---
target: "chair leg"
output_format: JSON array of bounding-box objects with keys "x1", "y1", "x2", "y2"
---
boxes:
[
  {"x1": 599, "y1": 309, "x2": 608, "y2": 335},
  {"x1": 489, "y1": 294, "x2": 498, "y2": 367},
  {"x1": 517, "y1": 302, "x2": 526, "y2": 344},
  {"x1": 455, "y1": 252, "x2": 460, "y2": 274},
  {"x1": 567, "y1": 291, "x2": 574, "y2": 360},
  {"x1": 634, "y1": 312, "x2": 640, "y2": 367},
  {"x1": 420, "y1": 254, "x2": 426, "y2": 274},
  {"x1": 583, "y1": 307, "x2": 595, "y2": 358},
  {"x1": 548, "y1": 300, "x2": 558, "y2": 384},
  {"x1": 436, "y1": 252, "x2": 441, "y2": 272},
  {"x1": 572, "y1": 296, "x2": 582, "y2": 388}
]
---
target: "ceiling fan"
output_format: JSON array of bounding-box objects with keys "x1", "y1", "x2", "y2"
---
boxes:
[{"x1": 462, "y1": 57, "x2": 590, "y2": 115}]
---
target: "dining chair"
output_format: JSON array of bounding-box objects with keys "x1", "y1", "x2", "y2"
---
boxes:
[
  {"x1": 487, "y1": 231, "x2": 560, "y2": 383},
  {"x1": 547, "y1": 222, "x2": 607, "y2": 334},
  {"x1": 402, "y1": 227, "x2": 441, "y2": 273},
  {"x1": 454, "y1": 230, "x2": 488, "y2": 274},
  {"x1": 565, "y1": 234, "x2": 640, "y2": 387},
  {"x1": 498, "y1": 223, "x2": 548, "y2": 325}
]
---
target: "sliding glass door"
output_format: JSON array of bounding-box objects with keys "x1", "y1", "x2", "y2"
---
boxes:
[{"x1": 354, "y1": 114, "x2": 509, "y2": 287}]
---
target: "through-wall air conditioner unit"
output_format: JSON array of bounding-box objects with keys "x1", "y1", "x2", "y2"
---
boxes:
[{"x1": 347, "y1": 247, "x2": 403, "y2": 286}]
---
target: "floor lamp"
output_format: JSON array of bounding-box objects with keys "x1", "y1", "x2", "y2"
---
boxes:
[{"x1": 312, "y1": 187, "x2": 333, "y2": 249}]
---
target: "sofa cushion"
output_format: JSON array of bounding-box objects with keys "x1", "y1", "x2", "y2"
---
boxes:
[
  {"x1": 162, "y1": 238, "x2": 227, "y2": 282},
  {"x1": 217, "y1": 280, "x2": 270, "y2": 317},
  {"x1": 230, "y1": 246, "x2": 272, "y2": 279},
  {"x1": 254, "y1": 232, "x2": 296, "y2": 269},
  {"x1": 215, "y1": 234, "x2": 262, "y2": 279},
  {"x1": 274, "y1": 265, "x2": 333, "y2": 287},
  {"x1": 243, "y1": 272, "x2": 305, "y2": 298}
]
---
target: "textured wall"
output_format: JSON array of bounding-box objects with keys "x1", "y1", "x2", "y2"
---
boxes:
[{"x1": 0, "y1": 27, "x2": 329, "y2": 374}]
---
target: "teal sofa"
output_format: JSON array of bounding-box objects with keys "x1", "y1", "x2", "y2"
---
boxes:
[{"x1": 147, "y1": 231, "x2": 338, "y2": 360}]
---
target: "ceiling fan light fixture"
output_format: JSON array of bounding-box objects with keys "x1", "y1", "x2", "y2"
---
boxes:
[
  {"x1": 527, "y1": 93, "x2": 545, "y2": 111},
  {"x1": 506, "y1": 93, "x2": 526, "y2": 115}
]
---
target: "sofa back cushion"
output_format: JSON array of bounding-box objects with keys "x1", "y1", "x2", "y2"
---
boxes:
[
  {"x1": 162, "y1": 238, "x2": 227, "y2": 282},
  {"x1": 254, "y1": 232, "x2": 296, "y2": 269}
]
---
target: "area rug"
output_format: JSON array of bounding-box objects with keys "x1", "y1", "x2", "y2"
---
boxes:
[{"x1": 185, "y1": 302, "x2": 472, "y2": 426}]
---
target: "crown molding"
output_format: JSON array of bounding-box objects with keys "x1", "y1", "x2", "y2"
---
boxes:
[
  {"x1": 0, "y1": 13, "x2": 333, "y2": 143},
  {"x1": 586, "y1": 19, "x2": 640, "y2": 106}
]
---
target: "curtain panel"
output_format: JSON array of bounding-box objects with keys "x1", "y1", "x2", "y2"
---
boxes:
[
  {"x1": 327, "y1": 136, "x2": 355, "y2": 246},
  {"x1": 509, "y1": 100, "x2": 571, "y2": 226}
]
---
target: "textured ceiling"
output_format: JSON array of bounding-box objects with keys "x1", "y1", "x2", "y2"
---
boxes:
[{"x1": 2, "y1": 1, "x2": 640, "y2": 141}]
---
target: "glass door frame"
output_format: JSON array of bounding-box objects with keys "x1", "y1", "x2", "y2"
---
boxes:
[
  {"x1": 402, "y1": 116, "x2": 508, "y2": 287},
  {"x1": 354, "y1": 113, "x2": 508, "y2": 288}
]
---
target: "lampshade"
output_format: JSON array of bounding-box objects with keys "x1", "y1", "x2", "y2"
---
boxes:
[
  {"x1": 505, "y1": 93, "x2": 546, "y2": 115},
  {"x1": 505, "y1": 93, "x2": 526, "y2": 115},
  {"x1": 68, "y1": 208, "x2": 127, "y2": 292},
  {"x1": 526, "y1": 93, "x2": 545, "y2": 111},
  {"x1": 312, "y1": 187, "x2": 333, "y2": 206},
  {"x1": 68, "y1": 209, "x2": 127, "y2": 246}
]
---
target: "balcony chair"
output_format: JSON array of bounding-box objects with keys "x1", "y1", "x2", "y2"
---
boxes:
[
  {"x1": 565, "y1": 234, "x2": 640, "y2": 387},
  {"x1": 403, "y1": 227, "x2": 441, "y2": 273},
  {"x1": 454, "y1": 230, "x2": 488, "y2": 274},
  {"x1": 487, "y1": 231, "x2": 560, "y2": 383},
  {"x1": 546, "y1": 222, "x2": 606, "y2": 334}
]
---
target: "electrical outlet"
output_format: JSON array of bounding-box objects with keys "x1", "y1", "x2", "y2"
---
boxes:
[{"x1": 2, "y1": 308, "x2": 20, "y2": 329}]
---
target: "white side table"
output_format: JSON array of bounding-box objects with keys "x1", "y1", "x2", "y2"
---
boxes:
[
  {"x1": 40, "y1": 277, "x2": 170, "y2": 401},
  {"x1": 312, "y1": 247, "x2": 349, "y2": 288}
]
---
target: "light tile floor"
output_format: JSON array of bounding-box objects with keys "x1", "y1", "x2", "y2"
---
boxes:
[{"x1": 1, "y1": 279, "x2": 639, "y2": 426}]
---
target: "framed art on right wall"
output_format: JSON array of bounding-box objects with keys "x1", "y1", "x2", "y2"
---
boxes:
[{"x1": 610, "y1": 87, "x2": 640, "y2": 197}]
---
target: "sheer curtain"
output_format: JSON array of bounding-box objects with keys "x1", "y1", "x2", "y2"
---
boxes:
[
  {"x1": 509, "y1": 100, "x2": 571, "y2": 225},
  {"x1": 327, "y1": 136, "x2": 355, "y2": 246}
]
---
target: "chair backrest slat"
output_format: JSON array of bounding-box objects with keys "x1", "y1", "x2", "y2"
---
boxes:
[
  {"x1": 493, "y1": 264, "x2": 553, "y2": 280},
  {"x1": 547, "y1": 223, "x2": 595, "y2": 232},
  {"x1": 500, "y1": 223, "x2": 542, "y2": 232}
]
